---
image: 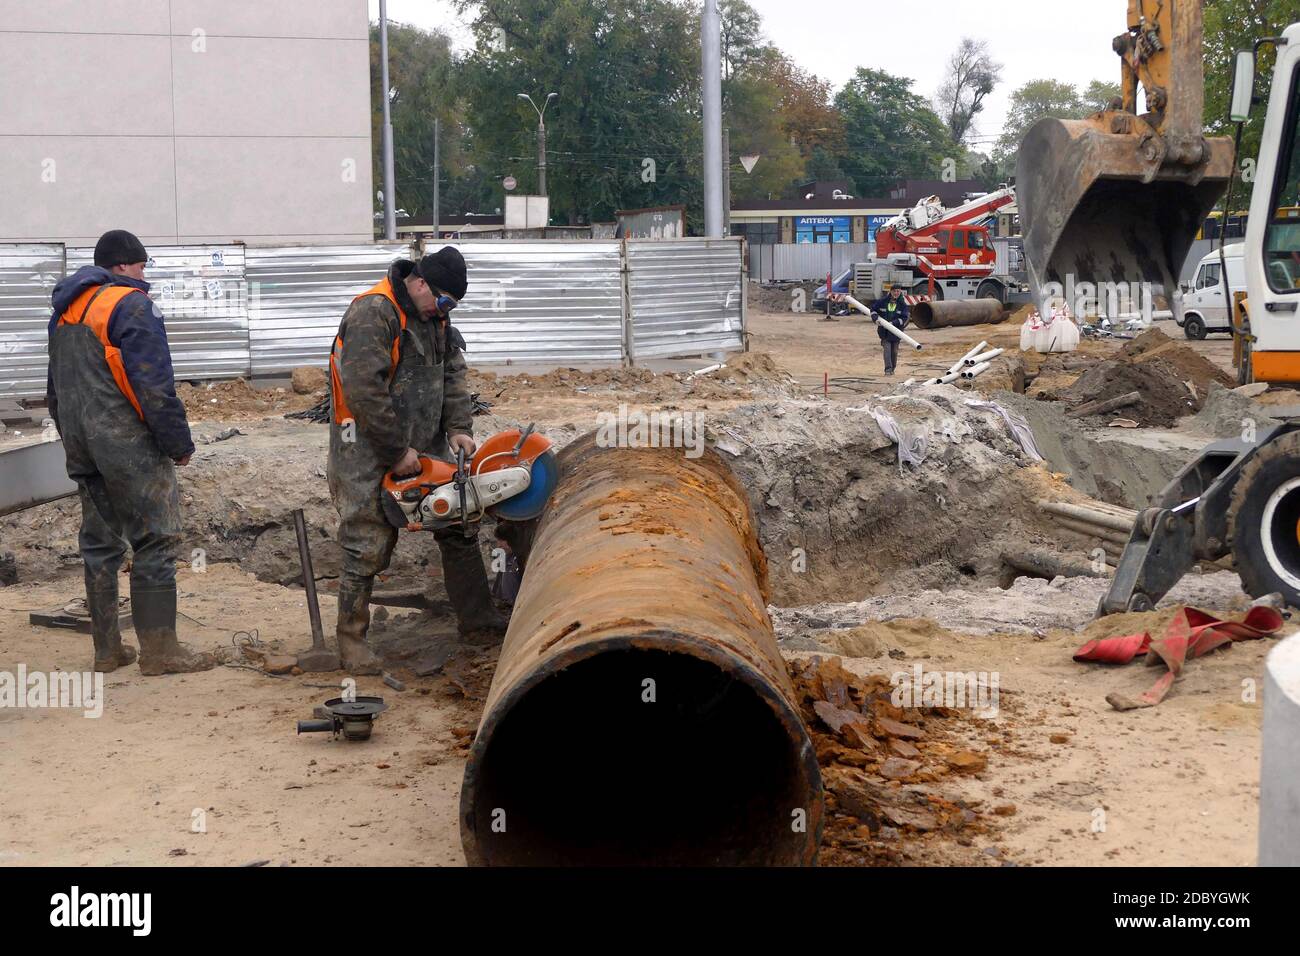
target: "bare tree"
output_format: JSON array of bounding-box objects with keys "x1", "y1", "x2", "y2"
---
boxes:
[{"x1": 936, "y1": 37, "x2": 1003, "y2": 145}]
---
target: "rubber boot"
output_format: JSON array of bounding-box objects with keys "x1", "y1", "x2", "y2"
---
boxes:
[
  {"x1": 132, "y1": 583, "x2": 217, "y2": 676},
  {"x1": 87, "y1": 586, "x2": 137, "y2": 673},
  {"x1": 335, "y1": 577, "x2": 383, "y2": 675},
  {"x1": 437, "y1": 532, "x2": 508, "y2": 646}
]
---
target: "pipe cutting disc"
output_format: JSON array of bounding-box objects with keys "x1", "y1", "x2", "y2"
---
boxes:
[{"x1": 490, "y1": 448, "x2": 558, "y2": 520}]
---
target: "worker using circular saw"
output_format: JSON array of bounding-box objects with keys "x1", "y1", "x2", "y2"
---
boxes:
[
  {"x1": 870, "y1": 286, "x2": 911, "y2": 376},
  {"x1": 327, "y1": 247, "x2": 505, "y2": 674},
  {"x1": 47, "y1": 229, "x2": 217, "y2": 676}
]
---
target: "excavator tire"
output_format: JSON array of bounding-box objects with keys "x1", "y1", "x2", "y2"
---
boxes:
[{"x1": 1228, "y1": 430, "x2": 1300, "y2": 606}]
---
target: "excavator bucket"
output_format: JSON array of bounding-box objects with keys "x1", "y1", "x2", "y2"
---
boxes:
[
  {"x1": 1018, "y1": 115, "x2": 1235, "y2": 306},
  {"x1": 1018, "y1": 1, "x2": 1235, "y2": 314}
]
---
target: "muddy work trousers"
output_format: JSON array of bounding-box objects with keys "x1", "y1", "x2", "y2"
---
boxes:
[
  {"x1": 335, "y1": 494, "x2": 500, "y2": 639},
  {"x1": 79, "y1": 469, "x2": 182, "y2": 590},
  {"x1": 881, "y1": 337, "x2": 900, "y2": 374}
]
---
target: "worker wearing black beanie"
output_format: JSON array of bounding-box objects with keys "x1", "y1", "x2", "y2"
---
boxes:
[
  {"x1": 327, "y1": 247, "x2": 504, "y2": 673},
  {"x1": 93, "y1": 229, "x2": 148, "y2": 269},
  {"x1": 417, "y1": 245, "x2": 468, "y2": 300}
]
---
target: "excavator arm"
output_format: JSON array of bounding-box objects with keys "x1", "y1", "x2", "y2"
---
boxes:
[{"x1": 1018, "y1": 0, "x2": 1235, "y2": 309}]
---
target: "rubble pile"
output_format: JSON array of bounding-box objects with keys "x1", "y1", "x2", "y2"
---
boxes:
[
  {"x1": 1119, "y1": 327, "x2": 1236, "y2": 395},
  {"x1": 788, "y1": 656, "x2": 1008, "y2": 866},
  {"x1": 1062, "y1": 356, "x2": 1197, "y2": 426}
]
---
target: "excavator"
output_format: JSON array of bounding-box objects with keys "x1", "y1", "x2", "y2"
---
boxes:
[{"x1": 1018, "y1": 0, "x2": 1300, "y2": 614}]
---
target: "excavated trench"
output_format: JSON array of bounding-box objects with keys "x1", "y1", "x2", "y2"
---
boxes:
[{"x1": 1, "y1": 390, "x2": 1193, "y2": 607}]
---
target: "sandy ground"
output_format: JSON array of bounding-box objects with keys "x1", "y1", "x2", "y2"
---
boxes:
[
  {"x1": 0, "y1": 563, "x2": 479, "y2": 866},
  {"x1": 0, "y1": 305, "x2": 1290, "y2": 866}
]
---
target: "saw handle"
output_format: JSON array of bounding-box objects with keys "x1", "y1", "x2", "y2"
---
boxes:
[{"x1": 454, "y1": 446, "x2": 472, "y2": 537}]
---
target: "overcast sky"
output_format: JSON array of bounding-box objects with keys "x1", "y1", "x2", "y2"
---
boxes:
[{"x1": 368, "y1": 0, "x2": 1125, "y2": 146}]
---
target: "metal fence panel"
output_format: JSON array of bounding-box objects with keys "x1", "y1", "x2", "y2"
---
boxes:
[
  {"x1": 748, "y1": 242, "x2": 873, "y2": 282},
  {"x1": 66, "y1": 244, "x2": 249, "y2": 381},
  {"x1": 0, "y1": 243, "x2": 64, "y2": 401},
  {"x1": 245, "y1": 243, "x2": 411, "y2": 376},
  {"x1": 627, "y1": 237, "x2": 744, "y2": 359},
  {"x1": 446, "y1": 240, "x2": 626, "y2": 364}
]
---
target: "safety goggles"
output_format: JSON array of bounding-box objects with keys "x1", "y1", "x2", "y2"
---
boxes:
[{"x1": 434, "y1": 291, "x2": 459, "y2": 315}]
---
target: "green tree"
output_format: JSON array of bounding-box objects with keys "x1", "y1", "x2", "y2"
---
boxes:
[
  {"x1": 993, "y1": 78, "x2": 1085, "y2": 172},
  {"x1": 1204, "y1": 0, "x2": 1300, "y2": 170},
  {"x1": 832, "y1": 68, "x2": 956, "y2": 196},
  {"x1": 725, "y1": 60, "x2": 806, "y2": 200},
  {"x1": 1081, "y1": 79, "x2": 1122, "y2": 113},
  {"x1": 369, "y1": 23, "x2": 486, "y2": 221},
  {"x1": 719, "y1": 0, "x2": 765, "y2": 81},
  {"x1": 454, "y1": 0, "x2": 703, "y2": 226}
]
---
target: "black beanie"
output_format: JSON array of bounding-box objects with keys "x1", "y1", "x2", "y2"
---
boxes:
[
  {"x1": 93, "y1": 229, "x2": 148, "y2": 268},
  {"x1": 418, "y1": 246, "x2": 468, "y2": 300}
]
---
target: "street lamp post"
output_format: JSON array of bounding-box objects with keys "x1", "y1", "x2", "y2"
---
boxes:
[
  {"x1": 378, "y1": 0, "x2": 397, "y2": 240},
  {"x1": 518, "y1": 92, "x2": 558, "y2": 197}
]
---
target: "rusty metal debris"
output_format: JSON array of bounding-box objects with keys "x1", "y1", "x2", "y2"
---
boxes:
[{"x1": 459, "y1": 433, "x2": 823, "y2": 865}]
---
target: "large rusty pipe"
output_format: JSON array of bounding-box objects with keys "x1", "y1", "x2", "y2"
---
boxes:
[
  {"x1": 460, "y1": 433, "x2": 823, "y2": 865},
  {"x1": 911, "y1": 299, "x2": 1006, "y2": 330}
]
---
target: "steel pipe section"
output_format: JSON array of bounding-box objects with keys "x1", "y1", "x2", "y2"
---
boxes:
[
  {"x1": 911, "y1": 299, "x2": 1006, "y2": 329},
  {"x1": 460, "y1": 433, "x2": 823, "y2": 866}
]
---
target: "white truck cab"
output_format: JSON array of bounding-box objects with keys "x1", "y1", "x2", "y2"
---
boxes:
[{"x1": 1180, "y1": 243, "x2": 1245, "y2": 338}]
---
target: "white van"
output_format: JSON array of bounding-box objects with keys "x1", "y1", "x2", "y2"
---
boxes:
[{"x1": 1179, "y1": 243, "x2": 1245, "y2": 339}]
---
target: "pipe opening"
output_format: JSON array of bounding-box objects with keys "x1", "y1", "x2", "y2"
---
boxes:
[{"x1": 466, "y1": 647, "x2": 813, "y2": 865}]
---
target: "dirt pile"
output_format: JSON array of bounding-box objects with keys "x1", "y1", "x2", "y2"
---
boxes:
[
  {"x1": 1119, "y1": 327, "x2": 1236, "y2": 395},
  {"x1": 467, "y1": 352, "x2": 795, "y2": 408},
  {"x1": 178, "y1": 378, "x2": 322, "y2": 421},
  {"x1": 710, "y1": 387, "x2": 1065, "y2": 604},
  {"x1": 789, "y1": 655, "x2": 1007, "y2": 865},
  {"x1": 1184, "y1": 382, "x2": 1281, "y2": 438},
  {"x1": 748, "y1": 279, "x2": 820, "y2": 312},
  {"x1": 1063, "y1": 356, "x2": 1197, "y2": 426}
]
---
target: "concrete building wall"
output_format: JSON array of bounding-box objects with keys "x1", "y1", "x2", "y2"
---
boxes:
[{"x1": 0, "y1": 0, "x2": 373, "y2": 245}]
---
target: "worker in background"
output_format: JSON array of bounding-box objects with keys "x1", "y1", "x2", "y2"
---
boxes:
[
  {"x1": 47, "y1": 229, "x2": 216, "y2": 675},
  {"x1": 870, "y1": 286, "x2": 911, "y2": 376},
  {"x1": 328, "y1": 247, "x2": 505, "y2": 674}
]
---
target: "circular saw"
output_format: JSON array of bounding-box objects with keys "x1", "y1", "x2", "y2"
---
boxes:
[{"x1": 381, "y1": 424, "x2": 558, "y2": 533}]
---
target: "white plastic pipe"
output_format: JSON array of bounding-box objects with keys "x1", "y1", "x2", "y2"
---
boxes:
[
  {"x1": 964, "y1": 348, "x2": 1004, "y2": 366},
  {"x1": 948, "y1": 341, "x2": 988, "y2": 375},
  {"x1": 842, "y1": 294, "x2": 923, "y2": 350},
  {"x1": 961, "y1": 361, "x2": 992, "y2": 380},
  {"x1": 928, "y1": 370, "x2": 963, "y2": 385}
]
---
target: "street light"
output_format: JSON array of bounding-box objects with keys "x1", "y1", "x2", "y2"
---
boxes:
[
  {"x1": 518, "y1": 91, "x2": 558, "y2": 197},
  {"x1": 378, "y1": 0, "x2": 397, "y2": 240}
]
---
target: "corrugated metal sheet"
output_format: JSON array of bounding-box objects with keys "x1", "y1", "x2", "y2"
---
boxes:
[
  {"x1": 626, "y1": 238, "x2": 744, "y2": 359},
  {"x1": 747, "y1": 241, "x2": 873, "y2": 282},
  {"x1": 0, "y1": 243, "x2": 64, "y2": 401},
  {"x1": 447, "y1": 241, "x2": 625, "y2": 364},
  {"x1": 245, "y1": 243, "x2": 411, "y2": 376},
  {"x1": 992, "y1": 237, "x2": 1026, "y2": 280},
  {"x1": 66, "y1": 244, "x2": 250, "y2": 381}
]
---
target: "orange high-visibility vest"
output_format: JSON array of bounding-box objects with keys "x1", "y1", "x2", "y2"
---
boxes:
[
  {"x1": 56, "y1": 284, "x2": 146, "y2": 418},
  {"x1": 329, "y1": 277, "x2": 410, "y2": 425}
]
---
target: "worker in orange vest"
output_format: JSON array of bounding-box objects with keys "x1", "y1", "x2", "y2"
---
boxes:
[
  {"x1": 47, "y1": 229, "x2": 216, "y2": 675},
  {"x1": 327, "y1": 248, "x2": 504, "y2": 674}
]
